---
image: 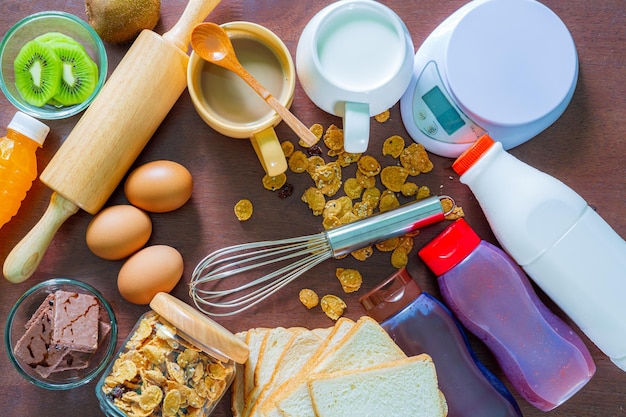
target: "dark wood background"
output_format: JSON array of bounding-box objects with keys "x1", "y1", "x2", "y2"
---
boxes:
[{"x1": 1, "y1": 0, "x2": 625, "y2": 416}]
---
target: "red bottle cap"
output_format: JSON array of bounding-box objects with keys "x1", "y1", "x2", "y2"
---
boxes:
[
  {"x1": 359, "y1": 268, "x2": 422, "y2": 323},
  {"x1": 451, "y1": 134, "x2": 495, "y2": 176},
  {"x1": 418, "y1": 218, "x2": 481, "y2": 276}
]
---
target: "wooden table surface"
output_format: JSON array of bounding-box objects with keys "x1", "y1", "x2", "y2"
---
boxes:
[{"x1": 1, "y1": 0, "x2": 625, "y2": 416}]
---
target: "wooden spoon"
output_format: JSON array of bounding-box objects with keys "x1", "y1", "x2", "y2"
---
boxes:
[{"x1": 191, "y1": 23, "x2": 318, "y2": 147}]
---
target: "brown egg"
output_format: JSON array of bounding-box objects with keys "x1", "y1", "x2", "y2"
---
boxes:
[
  {"x1": 117, "y1": 245, "x2": 184, "y2": 305},
  {"x1": 124, "y1": 160, "x2": 193, "y2": 213},
  {"x1": 86, "y1": 205, "x2": 152, "y2": 260}
]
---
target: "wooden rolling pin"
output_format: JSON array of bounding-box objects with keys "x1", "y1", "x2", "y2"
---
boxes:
[{"x1": 3, "y1": 0, "x2": 222, "y2": 283}]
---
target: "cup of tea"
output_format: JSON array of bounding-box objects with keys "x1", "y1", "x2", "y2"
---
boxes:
[
  {"x1": 296, "y1": 0, "x2": 414, "y2": 153},
  {"x1": 188, "y1": 21, "x2": 294, "y2": 176}
]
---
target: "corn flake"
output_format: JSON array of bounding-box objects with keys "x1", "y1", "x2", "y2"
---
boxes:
[
  {"x1": 380, "y1": 166, "x2": 409, "y2": 192},
  {"x1": 310, "y1": 123, "x2": 324, "y2": 141},
  {"x1": 299, "y1": 288, "x2": 319, "y2": 309},
  {"x1": 400, "y1": 143, "x2": 434, "y2": 176},
  {"x1": 357, "y1": 155, "x2": 382, "y2": 177},
  {"x1": 374, "y1": 109, "x2": 390, "y2": 123},
  {"x1": 400, "y1": 182, "x2": 418, "y2": 197},
  {"x1": 301, "y1": 187, "x2": 326, "y2": 215},
  {"x1": 262, "y1": 173, "x2": 287, "y2": 191},
  {"x1": 233, "y1": 199, "x2": 253, "y2": 221},
  {"x1": 335, "y1": 151, "x2": 361, "y2": 167},
  {"x1": 335, "y1": 268, "x2": 363, "y2": 292},
  {"x1": 343, "y1": 177, "x2": 363, "y2": 200},
  {"x1": 162, "y1": 389, "x2": 182, "y2": 416},
  {"x1": 311, "y1": 161, "x2": 342, "y2": 196},
  {"x1": 320, "y1": 295, "x2": 347, "y2": 320},
  {"x1": 323, "y1": 125, "x2": 344, "y2": 151},
  {"x1": 382, "y1": 135, "x2": 405, "y2": 158},
  {"x1": 355, "y1": 169, "x2": 377, "y2": 189},
  {"x1": 375, "y1": 237, "x2": 399, "y2": 252},
  {"x1": 379, "y1": 190, "x2": 400, "y2": 212},
  {"x1": 281, "y1": 141, "x2": 295, "y2": 158},
  {"x1": 350, "y1": 246, "x2": 373, "y2": 261},
  {"x1": 391, "y1": 247, "x2": 409, "y2": 269},
  {"x1": 288, "y1": 150, "x2": 309, "y2": 173}
]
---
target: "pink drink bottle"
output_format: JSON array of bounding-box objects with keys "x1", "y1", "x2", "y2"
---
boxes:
[
  {"x1": 451, "y1": 134, "x2": 626, "y2": 371},
  {"x1": 0, "y1": 111, "x2": 49, "y2": 228},
  {"x1": 360, "y1": 268, "x2": 522, "y2": 417},
  {"x1": 419, "y1": 218, "x2": 595, "y2": 411}
]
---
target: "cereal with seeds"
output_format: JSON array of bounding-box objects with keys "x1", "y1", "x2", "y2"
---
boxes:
[
  {"x1": 306, "y1": 155, "x2": 326, "y2": 176},
  {"x1": 400, "y1": 182, "x2": 418, "y2": 197},
  {"x1": 357, "y1": 155, "x2": 382, "y2": 177},
  {"x1": 336, "y1": 268, "x2": 363, "y2": 292},
  {"x1": 323, "y1": 124, "x2": 344, "y2": 151},
  {"x1": 234, "y1": 199, "x2": 253, "y2": 221},
  {"x1": 379, "y1": 190, "x2": 400, "y2": 212},
  {"x1": 400, "y1": 143, "x2": 434, "y2": 175},
  {"x1": 382, "y1": 135, "x2": 405, "y2": 158},
  {"x1": 302, "y1": 187, "x2": 326, "y2": 215},
  {"x1": 311, "y1": 161, "x2": 342, "y2": 196},
  {"x1": 335, "y1": 150, "x2": 361, "y2": 167},
  {"x1": 375, "y1": 237, "x2": 399, "y2": 252},
  {"x1": 320, "y1": 295, "x2": 347, "y2": 320},
  {"x1": 355, "y1": 169, "x2": 377, "y2": 189},
  {"x1": 101, "y1": 313, "x2": 234, "y2": 417},
  {"x1": 350, "y1": 246, "x2": 373, "y2": 261},
  {"x1": 380, "y1": 165, "x2": 410, "y2": 192},
  {"x1": 299, "y1": 288, "x2": 319, "y2": 309}
]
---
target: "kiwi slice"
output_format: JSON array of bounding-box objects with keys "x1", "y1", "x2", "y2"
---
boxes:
[
  {"x1": 34, "y1": 32, "x2": 82, "y2": 47},
  {"x1": 49, "y1": 42, "x2": 99, "y2": 106},
  {"x1": 13, "y1": 40, "x2": 62, "y2": 107}
]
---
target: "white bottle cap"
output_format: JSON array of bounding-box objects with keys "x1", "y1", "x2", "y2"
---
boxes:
[{"x1": 8, "y1": 111, "x2": 50, "y2": 146}]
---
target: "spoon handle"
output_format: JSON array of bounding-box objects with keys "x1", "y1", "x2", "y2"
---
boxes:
[
  {"x1": 236, "y1": 64, "x2": 318, "y2": 147},
  {"x1": 266, "y1": 96, "x2": 318, "y2": 147}
]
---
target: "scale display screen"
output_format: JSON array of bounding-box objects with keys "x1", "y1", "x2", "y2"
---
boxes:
[{"x1": 422, "y1": 86, "x2": 465, "y2": 135}]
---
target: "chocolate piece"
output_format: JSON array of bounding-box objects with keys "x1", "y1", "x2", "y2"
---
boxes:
[
  {"x1": 13, "y1": 290, "x2": 106, "y2": 379},
  {"x1": 51, "y1": 290, "x2": 100, "y2": 352}
]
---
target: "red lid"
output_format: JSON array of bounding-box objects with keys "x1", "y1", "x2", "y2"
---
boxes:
[
  {"x1": 359, "y1": 268, "x2": 422, "y2": 323},
  {"x1": 418, "y1": 219, "x2": 481, "y2": 276},
  {"x1": 451, "y1": 134, "x2": 495, "y2": 176}
]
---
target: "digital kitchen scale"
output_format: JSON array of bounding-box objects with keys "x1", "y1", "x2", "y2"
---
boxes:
[{"x1": 400, "y1": 0, "x2": 578, "y2": 158}]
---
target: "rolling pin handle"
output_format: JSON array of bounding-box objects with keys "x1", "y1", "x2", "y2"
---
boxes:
[
  {"x1": 3, "y1": 192, "x2": 79, "y2": 283},
  {"x1": 163, "y1": 0, "x2": 223, "y2": 52}
]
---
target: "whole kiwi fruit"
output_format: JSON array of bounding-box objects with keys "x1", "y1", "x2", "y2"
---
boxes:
[{"x1": 85, "y1": 0, "x2": 161, "y2": 44}]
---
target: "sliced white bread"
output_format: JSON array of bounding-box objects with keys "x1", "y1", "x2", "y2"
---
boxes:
[
  {"x1": 259, "y1": 318, "x2": 355, "y2": 417},
  {"x1": 243, "y1": 327, "x2": 303, "y2": 417},
  {"x1": 275, "y1": 316, "x2": 406, "y2": 417},
  {"x1": 232, "y1": 331, "x2": 248, "y2": 417},
  {"x1": 244, "y1": 328, "x2": 271, "y2": 404},
  {"x1": 247, "y1": 329, "x2": 327, "y2": 417},
  {"x1": 308, "y1": 354, "x2": 448, "y2": 417}
]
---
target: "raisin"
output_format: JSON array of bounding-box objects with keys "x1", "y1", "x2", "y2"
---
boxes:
[
  {"x1": 277, "y1": 183, "x2": 294, "y2": 199},
  {"x1": 307, "y1": 145, "x2": 323, "y2": 157}
]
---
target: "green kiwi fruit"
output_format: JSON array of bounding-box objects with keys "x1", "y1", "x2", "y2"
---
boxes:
[
  {"x1": 85, "y1": 0, "x2": 161, "y2": 44},
  {"x1": 13, "y1": 40, "x2": 62, "y2": 107},
  {"x1": 48, "y1": 42, "x2": 99, "y2": 106}
]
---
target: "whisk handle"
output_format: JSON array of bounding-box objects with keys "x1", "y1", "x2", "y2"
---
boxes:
[{"x1": 325, "y1": 195, "x2": 449, "y2": 257}]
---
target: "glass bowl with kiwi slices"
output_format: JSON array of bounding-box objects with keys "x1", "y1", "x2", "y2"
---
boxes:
[{"x1": 0, "y1": 11, "x2": 107, "y2": 120}]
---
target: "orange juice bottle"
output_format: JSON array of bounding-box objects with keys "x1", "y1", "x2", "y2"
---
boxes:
[{"x1": 0, "y1": 111, "x2": 49, "y2": 228}]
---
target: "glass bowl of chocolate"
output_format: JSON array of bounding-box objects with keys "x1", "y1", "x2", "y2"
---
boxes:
[{"x1": 4, "y1": 278, "x2": 117, "y2": 390}]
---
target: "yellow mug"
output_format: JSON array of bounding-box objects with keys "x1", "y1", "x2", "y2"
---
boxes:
[{"x1": 187, "y1": 21, "x2": 294, "y2": 176}]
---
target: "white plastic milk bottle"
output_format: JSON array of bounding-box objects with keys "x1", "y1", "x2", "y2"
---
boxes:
[{"x1": 452, "y1": 135, "x2": 626, "y2": 371}]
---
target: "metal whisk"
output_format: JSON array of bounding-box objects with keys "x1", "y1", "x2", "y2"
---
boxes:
[{"x1": 190, "y1": 195, "x2": 454, "y2": 316}]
